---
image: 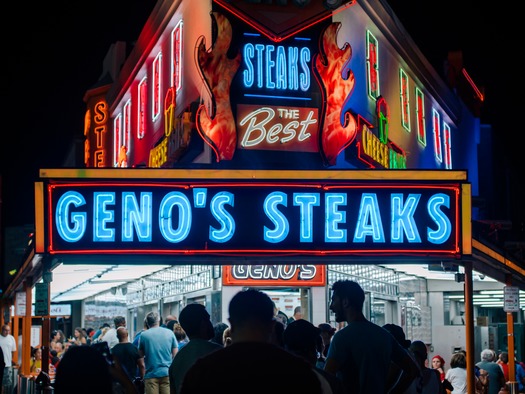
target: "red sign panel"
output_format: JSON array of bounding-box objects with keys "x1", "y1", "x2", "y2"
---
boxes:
[
  {"x1": 237, "y1": 104, "x2": 319, "y2": 152},
  {"x1": 222, "y1": 265, "x2": 326, "y2": 287}
]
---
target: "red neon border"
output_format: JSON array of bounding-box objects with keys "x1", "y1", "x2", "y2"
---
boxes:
[
  {"x1": 46, "y1": 180, "x2": 461, "y2": 256},
  {"x1": 222, "y1": 265, "x2": 326, "y2": 287},
  {"x1": 214, "y1": 0, "x2": 355, "y2": 43}
]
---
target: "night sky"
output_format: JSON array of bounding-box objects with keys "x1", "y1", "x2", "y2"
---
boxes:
[{"x1": 2, "y1": 1, "x2": 522, "y2": 233}]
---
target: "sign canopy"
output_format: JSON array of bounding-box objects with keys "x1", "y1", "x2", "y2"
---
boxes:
[{"x1": 36, "y1": 169, "x2": 471, "y2": 261}]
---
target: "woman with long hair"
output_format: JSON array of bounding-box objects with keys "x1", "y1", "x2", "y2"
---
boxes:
[{"x1": 69, "y1": 327, "x2": 88, "y2": 346}]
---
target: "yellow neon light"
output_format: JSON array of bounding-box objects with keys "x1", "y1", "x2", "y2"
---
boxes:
[
  {"x1": 472, "y1": 239, "x2": 525, "y2": 277},
  {"x1": 39, "y1": 169, "x2": 468, "y2": 181}
]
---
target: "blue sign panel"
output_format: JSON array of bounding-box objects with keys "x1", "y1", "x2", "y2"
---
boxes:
[{"x1": 47, "y1": 179, "x2": 460, "y2": 256}]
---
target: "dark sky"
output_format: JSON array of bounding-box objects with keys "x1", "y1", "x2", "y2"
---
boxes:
[{"x1": 1, "y1": 1, "x2": 521, "y2": 230}]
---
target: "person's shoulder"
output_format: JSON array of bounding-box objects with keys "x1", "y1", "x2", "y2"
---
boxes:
[{"x1": 191, "y1": 339, "x2": 223, "y2": 351}]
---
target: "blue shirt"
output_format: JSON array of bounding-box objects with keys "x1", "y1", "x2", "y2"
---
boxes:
[{"x1": 139, "y1": 326, "x2": 178, "y2": 379}]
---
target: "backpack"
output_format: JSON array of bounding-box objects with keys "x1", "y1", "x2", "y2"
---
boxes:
[{"x1": 475, "y1": 366, "x2": 489, "y2": 394}]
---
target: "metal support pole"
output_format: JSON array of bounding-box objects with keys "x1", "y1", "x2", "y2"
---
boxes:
[
  {"x1": 464, "y1": 261, "x2": 475, "y2": 394},
  {"x1": 505, "y1": 275, "x2": 517, "y2": 394}
]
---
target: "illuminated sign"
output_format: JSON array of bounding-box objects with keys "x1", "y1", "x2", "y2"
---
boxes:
[
  {"x1": 222, "y1": 265, "x2": 326, "y2": 286},
  {"x1": 214, "y1": 0, "x2": 354, "y2": 42},
  {"x1": 46, "y1": 178, "x2": 460, "y2": 257},
  {"x1": 84, "y1": 99, "x2": 109, "y2": 168},
  {"x1": 354, "y1": 99, "x2": 406, "y2": 169},
  {"x1": 237, "y1": 104, "x2": 318, "y2": 152}
]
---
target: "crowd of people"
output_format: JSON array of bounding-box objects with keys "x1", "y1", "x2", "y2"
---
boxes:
[{"x1": 1, "y1": 280, "x2": 525, "y2": 394}]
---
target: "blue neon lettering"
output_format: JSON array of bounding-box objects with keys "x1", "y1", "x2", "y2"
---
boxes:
[
  {"x1": 288, "y1": 47, "x2": 298, "y2": 90},
  {"x1": 265, "y1": 45, "x2": 275, "y2": 89},
  {"x1": 427, "y1": 194, "x2": 451, "y2": 244},
  {"x1": 241, "y1": 43, "x2": 311, "y2": 91},
  {"x1": 353, "y1": 193, "x2": 385, "y2": 243},
  {"x1": 243, "y1": 44, "x2": 255, "y2": 88},
  {"x1": 255, "y1": 44, "x2": 265, "y2": 88},
  {"x1": 391, "y1": 193, "x2": 421, "y2": 243},
  {"x1": 325, "y1": 193, "x2": 347, "y2": 242},
  {"x1": 52, "y1": 189, "x2": 454, "y2": 249},
  {"x1": 122, "y1": 192, "x2": 152, "y2": 242},
  {"x1": 209, "y1": 192, "x2": 235, "y2": 243},
  {"x1": 275, "y1": 46, "x2": 287, "y2": 89},
  {"x1": 159, "y1": 192, "x2": 191, "y2": 242},
  {"x1": 56, "y1": 191, "x2": 87, "y2": 242},
  {"x1": 264, "y1": 192, "x2": 289, "y2": 243},
  {"x1": 93, "y1": 192, "x2": 115, "y2": 242},
  {"x1": 293, "y1": 193, "x2": 320, "y2": 242},
  {"x1": 299, "y1": 47, "x2": 310, "y2": 91}
]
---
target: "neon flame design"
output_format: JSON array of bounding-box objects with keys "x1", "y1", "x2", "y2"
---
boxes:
[
  {"x1": 195, "y1": 12, "x2": 241, "y2": 162},
  {"x1": 313, "y1": 22, "x2": 357, "y2": 166}
]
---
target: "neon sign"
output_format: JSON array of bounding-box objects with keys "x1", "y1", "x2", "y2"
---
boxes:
[
  {"x1": 84, "y1": 99, "x2": 109, "y2": 168},
  {"x1": 237, "y1": 105, "x2": 318, "y2": 152},
  {"x1": 242, "y1": 43, "x2": 311, "y2": 91},
  {"x1": 222, "y1": 265, "x2": 326, "y2": 287},
  {"x1": 355, "y1": 99, "x2": 407, "y2": 169},
  {"x1": 47, "y1": 180, "x2": 460, "y2": 256}
]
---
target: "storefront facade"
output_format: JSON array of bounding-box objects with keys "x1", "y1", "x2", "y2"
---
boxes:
[{"x1": 2, "y1": 0, "x2": 524, "y2": 390}]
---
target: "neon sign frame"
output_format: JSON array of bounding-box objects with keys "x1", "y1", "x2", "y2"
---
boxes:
[{"x1": 38, "y1": 169, "x2": 467, "y2": 260}]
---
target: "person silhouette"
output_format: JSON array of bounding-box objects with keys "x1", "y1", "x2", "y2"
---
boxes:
[
  {"x1": 54, "y1": 344, "x2": 133, "y2": 394},
  {"x1": 180, "y1": 288, "x2": 325, "y2": 393},
  {"x1": 168, "y1": 303, "x2": 222, "y2": 394},
  {"x1": 325, "y1": 280, "x2": 419, "y2": 394}
]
